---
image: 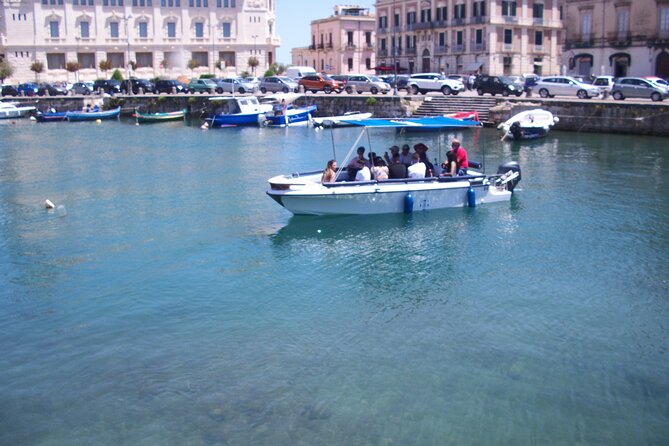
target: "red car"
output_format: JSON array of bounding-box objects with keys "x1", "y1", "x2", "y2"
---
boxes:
[{"x1": 298, "y1": 74, "x2": 344, "y2": 94}]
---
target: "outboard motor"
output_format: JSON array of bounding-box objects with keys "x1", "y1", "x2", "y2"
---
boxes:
[{"x1": 496, "y1": 161, "x2": 521, "y2": 191}]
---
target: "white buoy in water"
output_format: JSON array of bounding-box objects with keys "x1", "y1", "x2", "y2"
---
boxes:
[
  {"x1": 56, "y1": 205, "x2": 67, "y2": 217},
  {"x1": 201, "y1": 121, "x2": 209, "y2": 130},
  {"x1": 45, "y1": 199, "x2": 55, "y2": 209}
]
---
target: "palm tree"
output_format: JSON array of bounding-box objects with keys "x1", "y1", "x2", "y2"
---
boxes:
[{"x1": 30, "y1": 61, "x2": 44, "y2": 82}]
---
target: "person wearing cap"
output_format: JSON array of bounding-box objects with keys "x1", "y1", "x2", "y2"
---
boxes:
[
  {"x1": 384, "y1": 145, "x2": 400, "y2": 165},
  {"x1": 451, "y1": 139, "x2": 469, "y2": 175},
  {"x1": 407, "y1": 152, "x2": 426, "y2": 179},
  {"x1": 399, "y1": 144, "x2": 412, "y2": 166}
]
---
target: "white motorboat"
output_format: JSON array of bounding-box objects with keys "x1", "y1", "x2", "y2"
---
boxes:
[
  {"x1": 312, "y1": 111, "x2": 373, "y2": 128},
  {"x1": 0, "y1": 101, "x2": 35, "y2": 119},
  {"x1": 498, "y1": 108, "x2": 559, "y2": 141},
  {"x1": 267, "y1": 118, "x2": 521, "y2": 216}
]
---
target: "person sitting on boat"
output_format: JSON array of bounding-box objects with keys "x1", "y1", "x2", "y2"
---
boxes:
[
  {"x1": 388, "y1": 155, "x2": 408, "y2": 179},
  {"x1": 92, "y1": 104, "x2": 99, "y2": 112},
  {"x1": 372, "y1": 157, "x2": 389, "y2": 180},
  {"x1": 384, "y1": 145, "x2": 400, "y2": 165},
  {"x1": 440, "y1": 150, "x2": 459, "y2": 177},
  {"x1": 321, "y1": 159, "x2": 337, "y2": 184},
  {"x1": 355, "y1": 164, "x2": 371, "y2": 181},
  {"x1": 407, "y1": 153, "x2": 426, "y2": 179},
  {"x1": 273, "y1": 99, "x2": 287, "y2": 116},
  {"x1": 347, "y1": 146, "x2": 369, "y2": 180},
  {"x1": 451, "y1": 139, "x2": 469, "y2": 175},
  {"x1": 399, "y1": 144, "x2": 412, "y2": 166}
]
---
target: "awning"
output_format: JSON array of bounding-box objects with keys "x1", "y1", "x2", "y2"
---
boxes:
[
  {"x1": 609, "y1": 52, "x2": 631, "y2": 67},
  {"x1": 373, "y1": 65, "x2": 394, "y2": 71},
  {"x1": 464, "y1": 62, "x2": 483, "y2": 72}
]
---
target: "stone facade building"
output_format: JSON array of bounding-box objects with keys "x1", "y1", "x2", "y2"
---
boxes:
[
  {"x1": 0, "y1": 0, "x2": 280, "y2": 83},
  {"x1": 564, "y1": 0, "x2": 669, "y2": 78},
  {"x1": 291, "y1": 5, "x2": 376, "y2": 75},
  {"x1": 373, "y1": 0, "x2": 563, "y2": 76}
]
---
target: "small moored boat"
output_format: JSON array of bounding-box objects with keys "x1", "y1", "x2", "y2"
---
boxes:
[
  {"x1": 312, "y1": 111, "x2": 373, "y2": 128},
  {"x1": 208, "y1": 96, "x2": 273, "y2": 127},
  {"x1": 134, "y1": 108, "x2": 186, "y2": 124},
  {"x1": 499, "y1": 109, "x2": 559, "y2": 141},
  {"x1": 267, "y1": 119, "x2": 521, "y2": 216},
  {"x1": 263, "y1": 104, "x2": 318, "y2": 127},
  {"x1": 0, "y1": 101, "x2": 35, "y2": 119},
  {"x1": 66, "y1": 106, "x2": 121, "y2": 122},
  {"x1": 34, "y1": 110, "x2": 68, "y2": 122}
]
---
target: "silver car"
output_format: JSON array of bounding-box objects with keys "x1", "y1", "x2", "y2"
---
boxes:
[
  {"x1": 611, "y1": 77, "x2": 668, "y2": 102},
  {"x1": 258, "y1": 76, "x2": 298, "y2": 94},
  {"x1": 344, "y1": 75, "x2": 391, "y2": 94},
  {"x1": 535, "y1": 76, "x2": 600, "y2": 99}
]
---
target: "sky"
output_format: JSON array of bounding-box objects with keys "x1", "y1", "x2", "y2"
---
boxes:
[{"x1": 275, "y1": 0, "x2": 376, "y2": 65}]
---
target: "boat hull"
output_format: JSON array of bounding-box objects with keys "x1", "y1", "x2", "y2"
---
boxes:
[
  {"x1": 267, "y1": 175, "x2": 511, "y2": 216},
  {"x1": 265, "y1": 105, "x2": 317, "y2": 127},
  {"x1": 135, "y1": 110, "x2": 185, "y2": 123},
  {"x1": 35, "y1": 112, "x2": 68, "y2": 122},
  {"x1": 66, "y1": 107, "x2": 121, "y2": 121},
  {"x1": 210, "y1": 112, "x2": 262, "y2": 127},
  {"x1": 0, "y1": 106, "x2": 35, "y2": 119}
]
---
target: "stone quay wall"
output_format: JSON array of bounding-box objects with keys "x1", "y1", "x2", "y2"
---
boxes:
[{"x1": 9, "y1": 94, "x2": 669, "y2": 136}]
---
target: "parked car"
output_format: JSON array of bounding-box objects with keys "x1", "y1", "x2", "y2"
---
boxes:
[
  {"x1": 592, "y1": 76, "x2": 616, "y2": 96},
  {"x1": 258, "y1": 76, "x2": 298, "y2": 93},
  {"x1": 330, "y1": 74, "x2": 349, "y2": 88},
  {"x1": 644, "y1": 76, "x2": 669, "y2": 92},
  {"x1": 17, "y1": 82, "x2": 40, "y2": 96},
  {"x1": 1, "y1": 84, "x2": 19, "y2": 96},
  {"x1": 120, "y1": 78, "x2": 155, "y2": 94},
  {"x1": 344, "y1": 74, "x2": 391, "y2": 94},
  {"x1": 154, "y1": 79, "x2": 189, "y2": 94},
  {"x1": 244, "y1": 76, "x2": 261, "y2": 90},
  {"x1": 211, "y1": 77, "x2": 255, "y2": 94},
  {"x1": 298, "y1": 74, "x2": 344, "y2": 94},
  {"x1": 188, "y1": 78, "x2": 217, "y2": 94},
  {"x1": 70, "y1": 81, "x2": 94, "y2": 95},
  {"x1": 535, "y1": 76, "x2": 600, "y2": 99},
  {"x1": 380, "y1": 74, "x2": 410, "y2": 92},
  {"x1": 93, "y1": 79, "x2": 121, "y2": 95},
  {"x1": 611, "y1": 77, "x2": 669, "y2": 102},
  {"x1": 408, "y1": 73, "x2": 465, "y2": 95},
  {"x1": 37, "y1": 82, "x2": 68, "y2": 96},
  {"x1": 475, "y1": 75, "x2": 523, "y2": 97}
]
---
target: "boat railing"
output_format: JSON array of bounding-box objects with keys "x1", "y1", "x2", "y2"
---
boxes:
[{"x1": 322, "y1": 174, "x2": 486, "y2": 188}]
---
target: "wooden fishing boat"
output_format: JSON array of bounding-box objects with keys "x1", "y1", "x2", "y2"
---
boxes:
[
  {"x1": 66, "y1": 106, "x2": 121, "y2": 122},
  {"x1": 134, "y1": 108, "x2": 186, "y2": 123}
]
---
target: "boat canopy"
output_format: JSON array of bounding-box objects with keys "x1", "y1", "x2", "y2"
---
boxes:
[{"x1": 340, "y1": 116, "x2": 482, "y2": 129}]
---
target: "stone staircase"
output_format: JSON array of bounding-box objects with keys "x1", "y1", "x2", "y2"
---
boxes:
[{"x1": 411, "y1": 96, "x2": 499, "y2": 125}]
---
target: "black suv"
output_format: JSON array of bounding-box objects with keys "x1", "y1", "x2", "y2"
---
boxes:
[
  {"x1": 93, "y1": 79, "x2": 121, "y2": 95},
  {"x1": 475, "y1": 75, "x2": 523, "y2": 97},
  {"x1": 120, "y1": 78, "x2": 155, "y2": 94},
  {"x1": 38, "y1": 82, "x2": 68, "y2": 96},
  {"x1": 155, "y1": 79, "x2": 189, "y2": 94},
  {"x1": 1, "y1": 85, "x2": 19, "y2": 96}
]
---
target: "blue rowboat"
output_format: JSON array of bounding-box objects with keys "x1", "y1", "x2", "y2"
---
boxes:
[
  {"x1": 34, "y1": 110, "x2": 68, "y2": 122},
  {"x1": 66, "y1": 106, "x2": 121, "y2": 122},
  {"x1": 263, "y1": 104, "x2": 317, "y2": 127}
]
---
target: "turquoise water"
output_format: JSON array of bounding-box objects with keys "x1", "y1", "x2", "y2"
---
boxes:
[{"x1": 1, "y1": 119, "x2": 668, "y2": 445}]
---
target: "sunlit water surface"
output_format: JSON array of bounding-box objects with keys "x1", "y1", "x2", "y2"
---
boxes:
[{"x1": 0, "y1": 118, "x2": 667, "y2": 445}]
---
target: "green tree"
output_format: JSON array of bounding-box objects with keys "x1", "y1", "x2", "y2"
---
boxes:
[
  {"x1": 263, "y1": 69, "x2": 275, "y2": 77},
  {"x1": 187, "y1": 58, "x2": 200, "y2": 74},
  {"x1": 269, "y1": 62, "x2": 286, "y2": 75},
  {"x1": 66, "y1": 61, "x2": 80, "y2": 82},
  {"x1": 247, "y1": 56, "x2": 259, "y2": 75},
  {"x1": 30, "y1": 61, "x2": 44, "y2": 82},
  {"x1": 0, "y1": 59, "x2": 14, "y2": 84},
  {"x1": 111, "y1": 68, "x2": 124, "y2": 82},
  {"x1": 99, "y1": 59, "x2": 112, "y2": 77}
]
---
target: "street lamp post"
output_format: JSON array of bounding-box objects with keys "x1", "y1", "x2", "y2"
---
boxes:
[
  {"x1": 392, "y1": 0, "x2": 397, "y2": 95},
  {"x1": 252, "y1": 34, "x2": 258, "y2": 75},
  {"x1": 123, "y1": 15, "x2": 132, "y2": 83}
]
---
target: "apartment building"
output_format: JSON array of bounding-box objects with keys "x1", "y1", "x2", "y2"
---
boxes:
[
  {"x1": 564, "y1": 0, "x2": 669, "y2": 78},
  {"x1": 291, "y1": 5, "x2": 376, "y2": 75},
  {"x1": 374, "y1": 0, "x2": 563, "y2": 76},
  {"x1": 0, "y1": 0, "x2": 280, "y2": 82}
]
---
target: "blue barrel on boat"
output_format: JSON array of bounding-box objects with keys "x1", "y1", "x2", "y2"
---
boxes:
[
  {"x1": 467, "y1": 186, "x2": 476, "y2": 207},
  {"x1": 404, "y1": 192, "x2": 414, "y2": 213}
]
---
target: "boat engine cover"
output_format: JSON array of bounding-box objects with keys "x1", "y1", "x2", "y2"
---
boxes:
[{"x1": 497, "y1": 161, "x2": 521, "y2": 191}]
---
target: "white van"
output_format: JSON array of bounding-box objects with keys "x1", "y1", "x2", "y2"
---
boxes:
[{"x1": 285, "y1": 66, "x2": 317, "y2": 80}]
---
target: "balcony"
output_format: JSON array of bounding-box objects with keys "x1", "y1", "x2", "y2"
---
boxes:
[
  {"x1": 472, "y1": 42, "x2": 485, "y2": 52},
  {"x1": 532, "y1": 44, "x2": 544, "y2": 53},
  {"x1": 565, "y1": 34, "x2": 594, "y2": 50},
  {"x1": 406, "y1": 23, "x2": 416, "y2": 31},
  {"x1": 365, "y1": 43, "x2": 374, "y2": 50},
  {"x1": 472, "y1": 16, "x2": 485, "y2": 24},
  {"x1": 377, "y1": 27, "x2": 387, "y2": 35},
  {"x1": 433, "y1": 20, "x2": 448, "y2": 29},
  {"x1": 502, "y1": 43, "x2": 513, "y2": 51},
  {"x1": 533, "y1": 18, "x2": 544, "y2": 26},
  {"x1": 345, "y1": 43, "x2": 356, "y2": 50},
  {"x1": 308, "y1": 44, "x2": 315, "y2": 50},
  {"x1": 326, "y1": 42, "x2": 333, "y2": 49},
  {"x1": 405, "y1": 47, "x2": 416, "y2": 55},
  {"x1": 503, "y1": 15, "x2": 518, "y2": 24},
  {"x1": 452, "y1": 18, "x2": 465, "y2": 26},
  {"x1": 434, "y1": 45, "x2": 447, "y2": 54},
  {"x1": 379, "y1": 48, "x2": 388, "y2": 57},
  {"x1": 607, "y1": 31, "x2": 631, "y2": 47},
  {"x1": 452, "y1": 44, "x2": 464, "y2": 53},
  {"x1": 414, "y1": 22, "x2": 433, "y2": 30},
  {"x1": 317, "y1": 43, "x2": 324, "y2": 49}
]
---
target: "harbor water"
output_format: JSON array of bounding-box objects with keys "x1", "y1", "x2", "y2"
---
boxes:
[{"x1": 1, "y1": 119, "x2": 668, "y2": 445}]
